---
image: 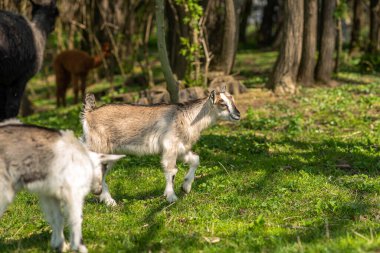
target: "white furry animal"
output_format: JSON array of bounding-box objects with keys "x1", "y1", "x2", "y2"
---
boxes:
[
  {"x1": 81, "y1": 88, "x2": 240, "y2": 205},
  {"x1": 0, "y1": 119, "x2": 124, "y2": 253}
]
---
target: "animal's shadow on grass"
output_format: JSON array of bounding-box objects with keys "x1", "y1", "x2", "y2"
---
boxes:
[
  {"x1": 0, "y1": 231, "x2": 50, "y2": 252},
  {"x1": 196, "y1": 133, "x2": 380, "y2": 247}
]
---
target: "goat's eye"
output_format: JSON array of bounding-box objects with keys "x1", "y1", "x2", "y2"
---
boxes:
[{"x1": 220, "y1": 103, "x2": 227, "y2": 107}]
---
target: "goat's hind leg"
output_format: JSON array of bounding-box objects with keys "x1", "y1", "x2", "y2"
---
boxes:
[
  {"x1": 40, "y1": 196, "x2": 68, "y2": 252},
  {"x1": 99, "y1": 164, "x2": 117, "y2": 207},
  {"x1": 180, "y1": 151, "x2": 200, "y2": 194},
  {"x1": 0, "y1": 179, "x2": 15, "y2": 218},
  {"x1": 63, "y1": 193, "x2": 87, "y2": 253}
]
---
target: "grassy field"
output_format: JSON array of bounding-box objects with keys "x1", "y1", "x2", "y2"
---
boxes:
[{"x1": 1, "y1": 51, "x2": 380, "y2": 252}]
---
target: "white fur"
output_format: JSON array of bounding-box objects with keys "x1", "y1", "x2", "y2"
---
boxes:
[{"x1": 0, "y1": 128, "x2": 123, "y2": 252}]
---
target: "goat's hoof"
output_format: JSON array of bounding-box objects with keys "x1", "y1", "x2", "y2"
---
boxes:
[
  {"x1": 166, "y1": 194, "x2": 178, "y2": 203},
  {"x1": 53, "y1": 241, "x2": 69, "y2": 253},
  {"x1": 78, "y1": 244, "x2": 88, "y2": 253},
  {"x1": 182, "y1": 183, "x2": 192, "y2": 194},
  {"x1": 100, "y1": 195, "x2": 117, "y2": 207}
]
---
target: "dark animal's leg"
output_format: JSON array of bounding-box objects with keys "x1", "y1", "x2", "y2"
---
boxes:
[
  {"x1": 0, "y1": 86, "x2": 7, "y2": 121},
  {"x1": 72, "y1": 75, "x2": 79, "y2": 104},
  {"x1": 80, "y1": 74, "x2": 87, "y2": 103},
  {"x1": 5, "y1": 77, "x2": 28, "y2": 119}
]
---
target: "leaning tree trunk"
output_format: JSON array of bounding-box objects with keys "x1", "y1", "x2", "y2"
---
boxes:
[
  {"x1": 315, "y1": 0, "x2": 337, "y2": 85},
  {"x1": 155, "y1": 0, "x2": 179, "y2": 103},
  {"x1": 266, "y1": 0, "x2": 304, "y2": 95},
  {"x1": 219, "y1": 0, "x2": 237, "y2": 74},
  {"x1": 369, "y1": 0, "x2": 380, "y2": 52},
  {"x1": 297, "y1": 0, "x2": 318, "y2": 86},
  {"x1": 349, "y1": 0, "x2": 364, "y2": 53}
]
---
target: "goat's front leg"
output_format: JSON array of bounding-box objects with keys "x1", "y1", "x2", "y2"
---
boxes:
[
  {"x1": 180, "y1": 151, "x2": 200, "y2": 193},
  {"x1": 161, "y1": 151, "x2": 178, "y2": 203}
]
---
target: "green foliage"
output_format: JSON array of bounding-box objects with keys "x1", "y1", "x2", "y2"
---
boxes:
[
  {"x1": 359, "y1": 53, "x2": 380, "y2": 73},
  {"x1": 175, "y1": 0, "x2": 204, "y2": 87}
]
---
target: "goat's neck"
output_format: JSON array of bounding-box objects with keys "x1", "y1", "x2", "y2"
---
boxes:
[{"x1": 183, "y1": 99, "x2": 217, "y2": 140}]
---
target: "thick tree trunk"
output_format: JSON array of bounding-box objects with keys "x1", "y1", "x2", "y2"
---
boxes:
[
  {"x1": 155, "y1": 0, "x2": 179, "y2": 103},
  {"x1": 298, "y1": 0, "x2": 317, "y2": 86},
  {"x1": 266, "y1": 0, "x2": 304, "y2": 95},
  {"x1": 369, "y1": 0, "x2": 380, "y2": 52},
  {"x1": 239, "y1": 0, "x2": 253, "y2": 44},
  {"x1": 349, "y1": 0, "x2": 364, "y2": 53},
  {"x1": 219, "y1": 0, "x2": 237, "y2": 74},
  {"x1": 315, "y1": 0, "x2": 337, "y2": 85}
]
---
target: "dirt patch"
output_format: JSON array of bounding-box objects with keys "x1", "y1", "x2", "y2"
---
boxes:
[{"x1": 234, "y1": 88, "x2": 277, "y2": 117}]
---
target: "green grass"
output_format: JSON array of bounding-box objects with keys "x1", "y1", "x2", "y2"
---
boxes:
[{"x1": 1, "y1": 51, "x2": 380, "y2": 252}]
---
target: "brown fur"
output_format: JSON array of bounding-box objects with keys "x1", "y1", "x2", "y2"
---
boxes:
[{"x1": 54, "y1": 43, "x2": 111, "y2": 107}]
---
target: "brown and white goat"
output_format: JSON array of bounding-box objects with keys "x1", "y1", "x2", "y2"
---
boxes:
[
  {"x1": 81, "y1": 89, "x2": 240, "y2": 205},
  {"x1": 54, "y1": 43, "x2": 111, "y2": 107},
  {"x1": 0, "y1": 119, "x2": 124, "y2": 252}
]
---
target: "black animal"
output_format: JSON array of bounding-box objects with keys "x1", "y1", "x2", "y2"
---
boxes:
[{"x1": 0, "y1": 0, "x2": 59, "y2": 121}]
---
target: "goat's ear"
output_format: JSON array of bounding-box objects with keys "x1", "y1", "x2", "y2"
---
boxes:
[
  {"x1": 99, "y1": 154, "x2": 125, "y2": 164},
  {"x1": 209, "y1": 90, "x2": 217, "y2": 104}
]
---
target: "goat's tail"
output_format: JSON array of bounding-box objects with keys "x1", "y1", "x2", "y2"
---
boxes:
[{"x1": 83, "y1": 93, "x2": 96, "y2": 113}]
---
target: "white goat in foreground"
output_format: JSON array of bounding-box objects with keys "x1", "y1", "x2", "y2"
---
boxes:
[
  {"x1": 0, "y1": 119, "x2": 124, "y2": 253},
  {"x1": 81, "y1": 88, "x2": 240, "y2": 205}
]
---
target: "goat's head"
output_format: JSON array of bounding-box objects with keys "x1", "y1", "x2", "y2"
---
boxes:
[
  {"x1": 88, "y1": 152, "x2": 125, "y2": 195},
  {"x1": 209, "y1": 87, "x2": 240, "y2": 121},
  {"x1": 30, "y1": 0, "x2": 59, "y2": 34}
]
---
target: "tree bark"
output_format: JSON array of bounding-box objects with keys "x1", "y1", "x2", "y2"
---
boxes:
[
  {"x1": 155, "y1": 0, "x2": 179, "y2": 103},
  {"x1": 298, "y1": 0, "x2": 317, "y2": 86},
  {"x1": 315, "y1": 0, "x2": 337, "y2": 85},
  {"x1": 219, "y1": 0, "x2": 237, "y2": 74},
  {"x1": 369, "y1": 0, "x2": 380, "y2": 52},
  {"x1": 349, "y1": 0, "x2": 364, "y2": 53},
  {"x1": 266, "y1": 0, "x2": 304, "y2": 95}
]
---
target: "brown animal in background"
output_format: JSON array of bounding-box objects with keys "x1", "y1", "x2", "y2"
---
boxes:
[{"x1": 54, "y1": 43, "x2": 111, "y2": 107}]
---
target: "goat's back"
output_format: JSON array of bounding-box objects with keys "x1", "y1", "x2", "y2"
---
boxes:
[
  {"x1": 0, "y1": 11, "x2": 37, "y2": 84},
  {"x1": 0, "y1": 124, "x2": 92, "y2": 191},
  {"x1": 83, "y1": 104, "x2": 177, "y2": 154}
]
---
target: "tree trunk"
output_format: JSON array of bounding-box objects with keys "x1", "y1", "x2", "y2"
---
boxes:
[
  {"x1": 266, "y1": 0, "x2": 304, "y2": 95},
  {"x1": 369, "y1": 0, "x2": 380, "y2": 52},
  {"x1": 298, "y1": 0, "x2": 317, "y2": 86},
  {"x1": 239, "y1": 0, "x2": 253, "y2": 44},
  {"x1": 349, "y1": 0, "x2": 364, "y2": 53},
  {"x1": 219, "y1": 0, "x2": 238, "y2": 74},
  {"x1": 315, "y1": 0, "x2": 337, "y2": 85},
  {"x1": 166, "y1": 0, "x2": 189, "y2": 80},
  {"x1": 258, "y1": 0, "x2": 278, "y2": 46},
  {"x1": 155, "y1": 0, "x2": 179, "y2": 103}
]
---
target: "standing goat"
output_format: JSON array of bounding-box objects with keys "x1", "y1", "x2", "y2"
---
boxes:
[
  {"x1": 81, "y1": 88, "x2": 240, "y2": 205},
  {"x1": 0, "y1": 0, "x2": 59, "y2": 121},
  {"x1": 0, "y1": 119, "x2": 124, "y2": 252},
  {"x1": 54, "y1": 43, "x2": 111, "y2": 107}
]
